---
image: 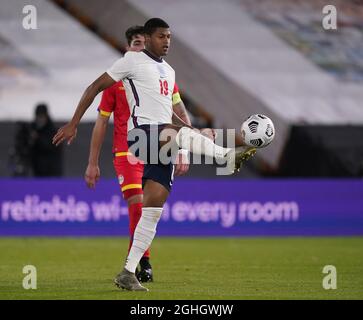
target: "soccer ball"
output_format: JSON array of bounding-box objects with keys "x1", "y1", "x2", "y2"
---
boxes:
[{"x1": 241, "y1": 114, "x2": 275, "y2": 148}]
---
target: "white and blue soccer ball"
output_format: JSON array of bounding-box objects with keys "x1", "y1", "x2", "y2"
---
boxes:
[{"x1": 241, "y1": 114, "x2": 275, "y2": 148}]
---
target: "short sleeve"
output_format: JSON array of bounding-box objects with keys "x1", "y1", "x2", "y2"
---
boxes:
[
  {"x1": 106, "y1": 52, "x2": 136, "y2": 82},
  {"x1": 98, "y1": 85, "x2": 116, "y2": 116},
  {"x1": 172, "y1": 82, "x2": 182, "y2": 105},
  {"x1": 173, "y1": 82, "x2": 179, "y2": 94}
]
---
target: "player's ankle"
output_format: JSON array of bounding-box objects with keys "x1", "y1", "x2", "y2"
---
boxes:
[{"x1": 123, "y1": 267, "x2": 135, "y2": 275}]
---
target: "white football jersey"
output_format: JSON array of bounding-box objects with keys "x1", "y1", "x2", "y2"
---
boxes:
[{"x1": 107, "y1": 50, "x2": 175, "y2": 131}]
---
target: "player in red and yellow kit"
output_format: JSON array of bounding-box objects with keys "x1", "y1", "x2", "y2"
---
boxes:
[{"x1": 84, "y1": 26, "x2": 191, "y2": 282}]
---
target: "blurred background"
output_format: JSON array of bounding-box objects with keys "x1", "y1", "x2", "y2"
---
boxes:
[
  {"x1": 0, "y1": 0, "x2": 363, "y2": 237},
  {"x1": 1, "y1": 0, "x2": 363, "y2": 179}
]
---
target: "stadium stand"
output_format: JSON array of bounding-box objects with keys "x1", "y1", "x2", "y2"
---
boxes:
[
  {"x1": 0, "y1": 0, "x2": 362, "y2": 177},
  {"x1": 51, "y1": 0, "x2": 363, "y2": 176},
  {"x1": 0, "y1": 0, "x2": 119, "y2": 121}
]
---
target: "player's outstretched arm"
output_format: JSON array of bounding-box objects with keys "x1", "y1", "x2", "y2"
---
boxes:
[
  {"x1": 173, "y1": 100, "x2": 191, "y2": 127},
  {"x1": 171, "y1": 110, "x2": 193, "y2": 129},
  {"x1": 172, "y1": 110, "x2": 216, "y2": 141},
  {"x1": 52, "y1": 72, "x2": 115, "y2": 146},
  {"x1": 84, "y1": 114, "x2": 110, "y2": 189}
]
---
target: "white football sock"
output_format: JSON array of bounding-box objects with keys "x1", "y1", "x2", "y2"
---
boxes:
[
  {"x1": 125, "y1": 207, "x2": 163, "y2": 273},
  {"x1": 175, "y1": 127, "x2": 231, "y2": 159}
]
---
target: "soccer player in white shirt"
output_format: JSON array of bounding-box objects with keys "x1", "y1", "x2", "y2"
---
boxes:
[{"x1": 53, "y1": 18, "x2": 256, "y2": 291}]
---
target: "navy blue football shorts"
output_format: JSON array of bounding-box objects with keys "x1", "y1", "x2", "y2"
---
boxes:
[{"x1": 127, "y1": 124, "x2": 175, "y2": 192}]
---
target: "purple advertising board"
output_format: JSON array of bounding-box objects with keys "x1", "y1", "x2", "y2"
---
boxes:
[{"x1": 0, "y1": 178, "x2": 362, "y2": 236}]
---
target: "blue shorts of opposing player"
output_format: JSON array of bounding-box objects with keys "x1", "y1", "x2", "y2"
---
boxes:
[{"x1": 128, "y1": 124, "x2": 176, "y2": 192}]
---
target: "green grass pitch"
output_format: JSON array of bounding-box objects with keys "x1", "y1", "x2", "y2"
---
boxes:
[{"x1": 0, "y1": 237, "x2": 362, "y2": 300}]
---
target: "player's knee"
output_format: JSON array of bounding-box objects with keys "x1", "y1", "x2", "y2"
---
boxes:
[
  {"x1": 143, "y1": 189, "x2": 168, "y2": 207},
  {"x1": 143, "y1": 196, "x2": 166, "y2": 208},
  {"x1": 143, "y1": 180, "x2": 169, "y2": 207}
]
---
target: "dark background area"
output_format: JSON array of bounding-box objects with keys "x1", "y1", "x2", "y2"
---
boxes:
[{"x1": 2, "y1": 121, "x2": 363, "y2": 178}]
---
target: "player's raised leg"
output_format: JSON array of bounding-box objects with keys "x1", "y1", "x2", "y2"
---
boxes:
[{"x1": 161, "y1": 124, "x2": 256, "y2": 174}]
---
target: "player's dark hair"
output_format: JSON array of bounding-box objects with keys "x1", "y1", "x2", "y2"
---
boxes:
[
  {"x1": 143, "y1": 18, "x2": 169, "y2": 35},
  {"x1": 125, "y1": 25, "x2": 144, "y2": 46}
]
